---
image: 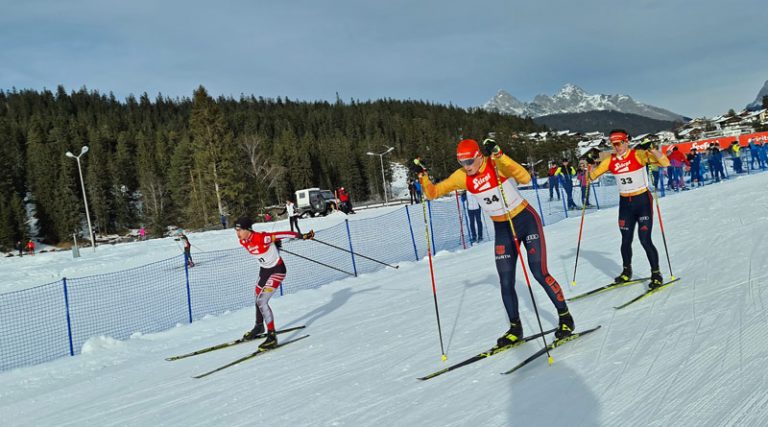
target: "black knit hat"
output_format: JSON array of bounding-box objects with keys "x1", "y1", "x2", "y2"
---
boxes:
[{"x1": 234, "y1": 217, "x2": 253, "y2": 230}]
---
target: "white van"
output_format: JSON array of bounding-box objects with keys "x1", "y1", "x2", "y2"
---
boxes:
[{"x1": 295, "y1": 188, "x2": 337, "y2": 217}]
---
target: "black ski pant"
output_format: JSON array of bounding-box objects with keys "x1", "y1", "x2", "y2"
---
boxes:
[
  {"x1": 494, "y1": 205, "x2": 567, "y2": 323},
  {"x1": 618, "y1": 191, "x2": 659, "y2": 272}
]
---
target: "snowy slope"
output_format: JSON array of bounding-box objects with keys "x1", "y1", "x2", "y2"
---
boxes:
[{"x1": 1, "y1": 173, "x2": 767, "y2": 426}]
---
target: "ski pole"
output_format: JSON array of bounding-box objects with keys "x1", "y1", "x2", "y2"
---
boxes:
[
  {"x1": 280, "y1": 248, "x2": 356, "y2": 277},
  {"x1": 310, "y1": 238, "x2": 399, "y2": 269},
  {"x1": 571, "y1": 177, "x2": 591, "y2": 286},
  {"x1": 489, "y1": 156, "x2": 553, "y2": 364},
  {"x1": 414, "y1": 159, "x2": 447, "y2": 362},
  {"x1": 651, "y1": 186, "x2": 675, "y2": 279}
]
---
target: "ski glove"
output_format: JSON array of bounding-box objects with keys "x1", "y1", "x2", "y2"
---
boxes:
[
  {"x1": 409, "y1": 158, "x2": 427, "y2": 176},
  {"x1": 482, "y1": 138, "x2": 502, "y2": 157},
  {"x1": 635, "y1": 140, "x2": 654, "y2": 150},
  {"x1": 302, "y1": 230, "x2": 315, "y2": 240}
]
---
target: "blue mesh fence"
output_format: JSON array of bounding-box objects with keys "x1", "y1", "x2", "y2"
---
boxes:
[
  {"x1": 0, "y1": 282, "x2": 71, "y2": 372},
  {"x1": 1, "y1": 163, "x2": 764, "y2": 372}
]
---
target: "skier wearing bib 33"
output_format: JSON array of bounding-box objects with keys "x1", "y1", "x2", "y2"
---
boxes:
[
  {"x1": 414, "y1": 138, "x2": 575, "y2": 346},
  {"x1": 235, "y1": 217, "x2": 315, "y2": 350},
  {"x1": 588, "y1": 129, "x2": 670, "y2": 289}
]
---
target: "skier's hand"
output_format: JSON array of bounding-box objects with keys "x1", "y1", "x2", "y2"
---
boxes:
[
  {"x1": 302, "y1": 230, "x2": 315, "y2": 240},
  {"x1": 409, "y1": 158, "x2": 427, "y2": 176},
  {"x1": 274, "y1": 239, "x2": 283, "y2": 249},
  {"x1": 482, "y1": 138, "x2": 501, "y2": 157},
  {"x1": 635, "y1": 140, "x2": 652, "y2": 150}
]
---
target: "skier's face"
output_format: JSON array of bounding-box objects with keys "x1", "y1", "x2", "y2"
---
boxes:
[
  {"x1": 612, "y1": 140, "x2": 629, "y2": 156},
  {"x1": 459, "y1": 154, "x2": 484, "y2": 175},
  {"x1": 235, "y1": 227, "x2": 251, "y2": 240}
]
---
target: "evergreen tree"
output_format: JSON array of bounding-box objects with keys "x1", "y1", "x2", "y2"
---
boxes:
[{"x1": 189, "y1": 86, "x2": 230, "y2": 225}]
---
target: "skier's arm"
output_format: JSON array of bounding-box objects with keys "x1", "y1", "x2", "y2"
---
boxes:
[
  {"x1": 588, "y1": 157, "x2": 611, "y2": 181},
  {"x1": 494, "y1": 155, "x2": 531, "y2": 184},
  {"x1": 637, "y1": 149, "x2": 670, "y2": 167},
  {"x1": 270, "y1": 231, "x2": 301, "y2": 240},
  {"x1": 419, "y1": 169, "x2": 467, "y2": 200}
]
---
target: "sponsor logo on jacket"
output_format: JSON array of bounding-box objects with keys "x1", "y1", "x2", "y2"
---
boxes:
[
  {"x1": 472, "y1": 174, "x2": 492, "y2": 192},
  {"x1": 613, "y1": 159, "x2": 632, "y2": 173}
]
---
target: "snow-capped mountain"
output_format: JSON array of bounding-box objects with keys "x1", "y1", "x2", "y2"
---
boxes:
[
  {"x1": 747, "y1": 79, "x2": 768, "y2": 110},
  {"x1": 483, "y1": 83, "x2": 686, "y2": 122}
]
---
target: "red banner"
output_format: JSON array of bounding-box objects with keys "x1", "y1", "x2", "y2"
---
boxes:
[{"x1": 661, "y1": 131, "x2": 768, "y2": 154}]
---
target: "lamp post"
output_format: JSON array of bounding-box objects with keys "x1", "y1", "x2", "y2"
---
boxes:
[
  {"x1": 65, "y1": 146, "x2": 95, "y2": 251},
  {"x1": 366, "y1": 146, "x2": 395, "y2": 204}
]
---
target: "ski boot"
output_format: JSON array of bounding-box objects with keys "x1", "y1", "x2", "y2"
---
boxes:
[
  {"x1": 614, "y1": 266, "x2": 632, "y2": 284},
  {"x1": 243, "y1": 323, "x2": 265, "y2": 341},
  {"x1": 259, "y1": 331, "x2": 278, "y2": 350},
  {"x1": 555, "y1": 310, "x2": 575, "y2": 340},
  {"x1": 649, "y1": 270, "x2": 664, "y2": 290},
  {"x1": 496, "y1": 320, "x2": 523, "y2": 348}
]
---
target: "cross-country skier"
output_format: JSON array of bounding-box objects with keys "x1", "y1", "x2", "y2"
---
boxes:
[
  {"x1": 588, "y1": 129, "x2": 670, "y2": 289},
  {"x1": 413, "y1": 138, "x2": 575, "y2": 345},
  {"x1": 179, "y1": 233, "x2": 194, "y2": 267},
  {"x1": 235, "y1": 217, "x2": 315, "y2": 350}
]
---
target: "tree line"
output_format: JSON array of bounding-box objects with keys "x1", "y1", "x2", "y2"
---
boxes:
[{"x1": 0, "y1": 85, "x2": 578, "y2": 249}]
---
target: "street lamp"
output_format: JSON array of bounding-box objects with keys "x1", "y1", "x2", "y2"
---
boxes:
[
  {"x1": 366, "y1": 146, "x2": 395, "y2": 204},
  {"x1": 65, "y1": 146, "x2": 95, "y2": 251}
]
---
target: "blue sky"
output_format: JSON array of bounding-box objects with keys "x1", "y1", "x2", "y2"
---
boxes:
[{"x1": 1, "y1": 0, "x2": 766, "y2": 118}]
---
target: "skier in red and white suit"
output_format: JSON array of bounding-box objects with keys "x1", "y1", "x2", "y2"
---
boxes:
[{"x1": 235, "y1": 216, "x2": 314, "y2": 350}]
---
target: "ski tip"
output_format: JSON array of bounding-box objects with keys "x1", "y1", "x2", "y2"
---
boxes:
[
  {"x1": 441, "y1": 354, "x2": 447, "y2": 362},
  {"x1": 547, "y1": 356, "x2": 554, "y2": 365}
]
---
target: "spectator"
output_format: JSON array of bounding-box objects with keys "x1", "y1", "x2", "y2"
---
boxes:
[
  {"x1": 648, "y1": 162, "x2": 661, "y2": 190},
  {"x1": 730, "y1": 141, "x2": 743, "y2": 174},
  {"x1": 462, "y1": 190, "x2": 483, "y2": 243},
  {"x1": 220, "y1": 214, "x2": 228, "y2": 229},
  {"x1": 26, "y1": 239, "x2": 35, "y2": 255},
  {"x1": 284, "y1": 199, "x2": 302, "y2": 234},
  {"x1": 759, "y1": 142, "x2": 768, "y2": 170},
  {"x1": 748, "y1": 139, "x2": 760, "y2": 170},
  {"x1": 139, "y1": 226, "x2": 146, "y2": 241},
  {"x1": 16, "y1": 240, "x2": 23, "y2": 257},
  {"x1": 555, "y1": 159, "x2": 578, "y2": 209},
  {"x1": 709, "y1": 144, "x2": 725, "y2": 182},
  {"x1": 577, "y1": 159, "x2": 592, "y2": 207},
  {"x1": 408, "y1": 180, "x2": 417, "y2": 205},
  {"x1": 338, "y1": 187, "x2": 355, "y2": 214},
  {"x1": 667, "y1": 146, "x2": 690, "y2": 191},
  {"x1": 413, "y1": 179, "x2": 423, "y2": 203},
  {"x1": 688, "y1": 149, "x2": 703, "y2": 187},
  {"x1": 547, "y1": 161, "x2": 560, "y2": 201},
  {"x1": 264, "y1": 213, "x2": 272, "y2": 222}
]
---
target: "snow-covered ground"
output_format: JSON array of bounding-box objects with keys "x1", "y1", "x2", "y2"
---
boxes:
[{"x1": 1, "y1": 172, "x2": 767, "y2": 426}]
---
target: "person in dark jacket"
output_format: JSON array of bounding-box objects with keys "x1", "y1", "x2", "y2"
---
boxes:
[
  {"x1": 555, "y1": 159, "x2": 578, "y2": 209},
  {"x1": 687, "y1": 149, "x2": 703, "y2": 187},
  {"x1": 708, "y1": 144, "x2": 725, "y2": 182}
]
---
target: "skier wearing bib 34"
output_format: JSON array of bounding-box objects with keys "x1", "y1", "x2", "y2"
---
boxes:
[
  {"x1": 235, "y1": 217, "x2": 315, "y2": 350},
  {"x1": 588, "y1": 129, "x2": 670, "y2": 289},
  {"x1": 414, "y1": 138, "x2": 574, "y2": 345}
]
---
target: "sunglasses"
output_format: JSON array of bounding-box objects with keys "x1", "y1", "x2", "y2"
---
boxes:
[
  {"x1": 458, "y1": 156, "x2": 479, "y2": 166},
  {"x1": 611, "y1": 141, "x2": 626, "y2": 147}
]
